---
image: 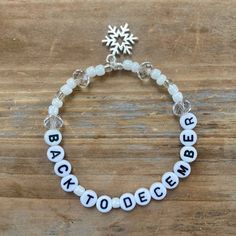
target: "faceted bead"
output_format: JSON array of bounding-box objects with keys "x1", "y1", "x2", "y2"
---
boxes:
[
  {"x1": 134, "y1": 187, "x2": 151, "y2": 206},
  {"x1": 44, "y1": 129, "x2": 62, "y2": 146},
  {"x1": 156, "y1": 74, "x2": 166, "y2": 86},
  {"x1": 80, "y1": 190, "x2": 97, "y2": 208},
  {"x1": 180, "y1": 146, "x2": 197, "y2": 163},
  {"x1": 173, "y1": 160, "x2": 191, "y2": 178},
  {"x1": 61, "y1": 174, "x2": 78, "y2": 192},
  {"x1": 123, "y1": 59, "x2": 133, "y2": 71},
  {"x1": 137, "y1": 62, "x2": 153, "y2": 81},
  {"x1": 162, "y1": 172, "x2": 179, "y2": 189},
  {"x1": 55, "y1": 90, "x2": 66, "y2": 101},
  {"x1": 86, "y1": 66, "x2": 96, "y2": 77},
  {"x1": 74, "y1": 185, "x2": 86, "y2": 197},
  {"x1": 112, "y1": 197, "x2": 120, "y2": 208},
  {"x1": 54, "y1": 160, "x2": 72, "y2": 177},
  {"x1": 96, "y1": 195, "x2": 112, "y2": 213},
  {"x1": 180, "y1": 112, "x2": 197, "y2": 130},
  {"x1": 180, "y1": 130, "x2": 197, "y2": 146},
  {"x1": 48, "y1": 105, "x2": 59, "y2": 116},
  {"x1": 44, "y1": 115, "x2": 63, "y2": 129},
  {"x1": 150, "y1": 182, "x2": 167, "y2": 200},
  {"x1": 120, "y1": 193, "x2": 136, "y2": 212},
  {"x1": 47, "y1": 145, "x2": 64, "y2": 162},
  {"x1": 173, "y1": 99, "x2": 191, "y2": 116},
  {"x1": 150, "y1": 68, "x2": 161, "y2": 80},
  {"x1": 95, "y1": 64, "x2": 105, "y2": 76},
  {"x1": 77, "y1": 74, "x2": 90, "y2": 88}
]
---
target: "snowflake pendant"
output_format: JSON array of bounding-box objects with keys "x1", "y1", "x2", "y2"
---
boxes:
[{"x1": 102, "y1": 23, "x2": 138, "y2": 56}]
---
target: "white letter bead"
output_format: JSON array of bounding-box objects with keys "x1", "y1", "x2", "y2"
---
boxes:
[
  {"x1": 66, "y1": 78, "x2": 77, "y2": 89},
  {"x1": 180, "y1": 112, "x2": 197, "y2": 130},
  {"x1": 149, "y1": 182, "x2": 167, "y2": 200},
  {"x1": 180, "y1": 146, "x2": 197, "y2": 163},
  {"x1": 120, "y1": 193, "x2": 136, "y2": 212},
  {"x1": 173, "y1": 161, "x2": 191, "y2": 178},
  {"x1": 47, "y1": 145, "x2": 64, "y2": 162},
  {"x1": 52, "y1": 97, "x2": 63, "y2": 108},
  {"x1": 172, "y1": 91, "x2": 183, "y2": 103},
  {"x1": 60, "y1": 84, "x2": 73, "y2": 95},
  {"x1": 95, "y1": 64, "x2": 105, "y2": 76},
  {"x1": 54, "y1": 160, "x2": 71, "y2": 177},
  {"x1": 180, "y1": 130, "x2": 197, "y2": 146},
  {"x1": 156, "y1": 74, "x2": 167, "y2": 86},
  {"x1": 134, "y1": 187, "x2": 151, "y2": 206},
  {"x1": 73, "y1": 185, "x2": 86, "y2": 197},
  {"x1": 48, "y1": 105, "x2": 59, "y2": 116},
  {"x1": 162, "y1": 172, "x2": 179, "y2": 189},
  {"x1": 123, "y1": 59, "x2": 133, "y2": 71},
  {"x1": 44, "y1": 129, "x2": 62, "y2": 146},
  {"x1": 86, "y1": 66, "x2": 96, "y2": 78},
  {"x1": 112, "y1": 197, "x2": 120, "y2": 208},
  {"x1": 150, "y1": 69, "x2": 161, "y2": 80},
  {"x1": 168, "y1": 84, "x2": 179, "y2": 95},
  {"x1": 131, "y1": 62, "x2": 140, "y2": 73},
  {"x1": 60, "y1": 174, "x2": 78, "y2": 192},
  {"x1": 80, "y1": 190, "x2": 98, "y2": 208},
  {"x1": 96, "y1": 195, "x2": 112, "y2": 213}
]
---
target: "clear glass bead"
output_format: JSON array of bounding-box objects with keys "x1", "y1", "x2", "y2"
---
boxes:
[
  {"x1": 73, "y1": 69, "x2": 90, "y2": 88},
  {"x1": 173, "y1": 98, "x2": 191, "y2": 116},
  {"x1": 44, "y1": 115, "x2": 64, "y2": 129},
  {"x1": 55, "y1": 90, "x2": 66, "y2": 101},
  {"x1": 163, "y1": 78, "x2": 174, "y2": 89},
  {"x1": 137, "y1": 62, "x2": 153, "y2": 81},
  {"x1": 104, "y1": 63, "x2": 113, "y2": 73}
]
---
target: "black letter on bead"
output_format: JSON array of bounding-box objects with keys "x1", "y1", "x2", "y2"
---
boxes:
[
  {"x1": 177, "y1": 164, "x2": 189, "y2": 176},
  {"x1": 100, "y1": 199, "x2": 108, "y2": 209},
  {"x1": 138, "y1": 191, "x2": 147, "y2": 203},
  {"x1": 184, "y1": 150, "x2": 194, "y2": 158},
  {"x1": 183, "y1": 135, "x2": 194, "y2": 142},
  {"x1": 63, "y1": 178, "x2": 75, "y2": 189},
  {"x1": 185, "y1": 117, "x2": 194, "y2": 126},
  {"x1": 50, "y1": 150, "x2": 61, "y2": 159},
  {"x1": 165, "y1": 176, "x2": 176, "y2": 187},
  {"x1": 49, "y1": 134, "x2": 59, "y2": 143},
  {"x1": 86, "y1": 194, "x2": 95, "y2": 205},
  {"x1": 58, "y1": 165, "x2": 69, "y2": 174},
  {"x1": 154, "y1": 187, "x2": 163, "y2": 198},
  {"x1": 123, "y1": 197, "x2": 132, "y2": 208}
]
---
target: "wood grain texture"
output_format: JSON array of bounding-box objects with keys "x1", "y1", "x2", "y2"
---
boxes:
[{"x1": 0, "y1": 0, "x2": 236, "y2": 235}]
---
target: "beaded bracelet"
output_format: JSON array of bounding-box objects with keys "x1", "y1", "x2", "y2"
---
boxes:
[{"x1": 43, "y1": 23, "x2": 198, "y2": 213}]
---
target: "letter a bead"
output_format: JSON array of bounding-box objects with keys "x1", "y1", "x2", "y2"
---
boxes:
[{"x1": 47, "y1": 145, "x2": 64, "y2": 162}]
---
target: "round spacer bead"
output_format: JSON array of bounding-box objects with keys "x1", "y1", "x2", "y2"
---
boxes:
[
  {"x1": 156, "y1": 74, "x2": 167, "y2": 86},
  {"x1": 66, "y1": 78, "x2": 77, "y2": 89},
  {"x1": 52, "y1": 97, "x2": 63, "y2": 108},
  {"x1": 131, "y1": 62, "x2": 140, "y2": 73},
  {"x1": 60, "y1": 84, "x2": 73, "y2": 96},
  {"x1": 123, "y1": 59, "x2": 133, "y2": 71},
  {"x1": 112, "y1": 197, "x2": 120, "y2": 208},
  {"x1": 172, "y1": 91, "x2": 183, "y2": 103},
  {"x1": 95, "y1": 64, "x2": 105, "y2": 76},
  {"x1": 48, "y1": 105, "x2": 59, "y2": 116},
  {"x1": 86, "y1": 66, "x2": 96, "y2": 78},
  {"x1": 150, "y1": 68, "x2": 161, "y2": 80}
]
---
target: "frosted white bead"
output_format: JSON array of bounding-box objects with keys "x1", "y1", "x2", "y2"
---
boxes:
[
  {"x1": 180, "y1": 146, "x2": 197, "y2": 163},
  {"x1": 80, "y1": 190, "x2": 97, "y2": 208},
  {"x1": 60, "y1": 84, "x2": 73, "y2": 95},
  {"x1": 74, "y1": 185, "x2": 86, "y2": 197},
  {"x1": 162, "y1": 172, "x2": 179, "y2": 189},
  {"x1": 120, "y1": 193, "x2": 136, "y2": 211},
  {"x1": 134, "y1": 187, "x2": 151, "y2": 206},
  {"x1": 173, "y1": 160, "x2": 191, "y2": 178},
  {"x1": 52, "y1": 97, "x2": 63, "y2": 108},
  {"x1": 149, "y1": 182, "x2": 167, "y2": 200},
  {"x1": 131, "y1": 62, "x2": 140, "y2": 73},
  {"x1": 172, "y1": 91, "x2": 183, "y2": 103},
  {"x1": 60, "y1": 174, "x2": 78, "y2": 192},
  {"x1": 44, "y1": 129, "x2": 62, "y2": 146},
  {"x1": 180, "y1": 130, "x2": 197, "y2": 146},
  {"x1": 156, "y1": 74, "x2": 167, "y2": 86},
  {"x1": 66, "y1": 77, "x2": 77, "y2": 89},
  {"x1": 95, "y1": 64, "x2": 105, "y2": 76},
  {"x1": 96, "y1": 195, "x2": 112, "y2": 213},
  {"x1": 47, "y1": 145, "x2": 64, "y2": 162},
  {"x1": 180, "y1": 112, "x2": 197, "y2": 130},
  {"x1": 48, "y1": 105, "x2": 59, "y2": 116},
  {"x1": 150, "y1": 69, "x2": 161, "y2": 80},
  {"x1": 54, "y1": 160, "x2": 71, "y2": 177},
  {"x1": 168, "y1": 84, "x2": 179, "y2": 95},
  {"x1": 86, "y1": 66, "x2": 96, "y2": 78},
  {"x1": 123, "y1": 59, "x2": 133, "y2": 71},
  {"x1": 112, "y1": 197, "x2": 120, "y2": 208}
]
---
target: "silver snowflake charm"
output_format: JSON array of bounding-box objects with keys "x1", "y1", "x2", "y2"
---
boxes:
[{"x1": 102, "y1": 23, "x2": 138, "y2": 56}]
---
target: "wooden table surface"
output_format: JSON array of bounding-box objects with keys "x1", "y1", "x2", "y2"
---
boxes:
[{"x1": 0, "y1": 0, "x2": 235, "y2": 235}]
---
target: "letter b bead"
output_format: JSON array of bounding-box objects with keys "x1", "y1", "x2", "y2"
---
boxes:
[{"x1": 44, "y1": 129, "x2": 62, "y2": 146}]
